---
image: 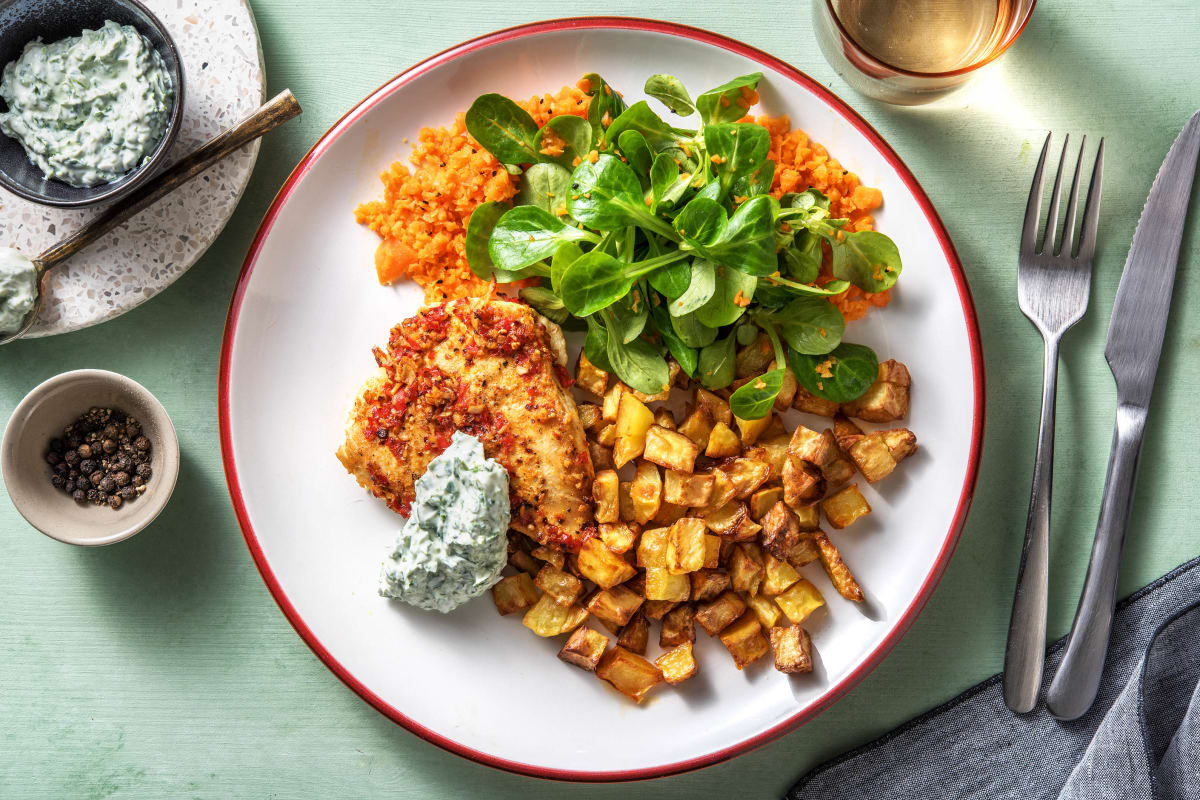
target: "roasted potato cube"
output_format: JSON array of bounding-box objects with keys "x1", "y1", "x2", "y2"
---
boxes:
[
  {"x1": 832, "y1": 413, "x2": 865, "y2": 450},
  {"x1": 614, "y1": 393, "x2": 654, "y2": 468},
  {"x1": 690, "y1": 568, "x2": 731, "y2": 602},
  {"x1": 880, "y1": 428, "x2": 918, "y2": 462},
  {"x1": 617, "y1": 611, "x2": 650, "y2": 654},
  {"x1": 793, "y1": 385, "x2": 840, "y2": 417},
  {"x1": 577, "y1": 402, "x2": 604, "y2": 431},
  {"x1": 655, "y1": 642, "x2": 698, "y2": 685},
  {"x1": 663, "y1": 470, "x2": 715, "y2": 507},
  {"x1": 792, "y1": 501, "x2": 821, "y2": 531},
  {"x1": 654, "y1": 407, "x2": 677, "y2": 430},
  {"x1": 522, "y1": 594, "x2": 588, "y2": 637},
  {"x1": 602, "y1": 381, "x2": 625, "y2": 423},
  {"x1": 660, "y1": 603, "x2": 696, "y2": 647},
  {"x1": 491, "y1": 573, "x2": 540, "y2": 615},
  {"x1": 727, "y1": 457, "x2": 771, "y2": 498},
  {"x1": 636, "y1": 527, "x2": 669, "y2": 568},
  {"x1": 667, "y1": 517, "x2": 708, "y2": 574},
  {"x1": 783, "y1": 456, "x2": 826, "y2": 507},
  {"x1": 530, "y1": 544, "x2": 565, "y2": 570},
  {"x1": 578, "y1": 538, "x2": 636, "y2": 589},
  {"x1": 774, "y1": 365, "x2": 799, "y2": 411},
  {"x1": 729, "y1": 543, "x2": 764, "y2": 595},
  {"x1": 593, "y1": 469, "x2": 620, "y2": 523},
  {"x1": 535, "y1": 564, "x2": 584, "y2": 606},
  {"x1": 588, "y1": 442, "x2": 615, "y2": 471},
  {"x1": 774, "y1": 578, "x2": 825, "y2": 624},
  {"x1": 644, "y1": 567, "x2": 691, "y2": 602},
  {"x1": 749, "y1": 487, "x2": 784, "y2": 521},
  {"x1": 696, "y1": 387, "x2": 732, "y2": 425},
  {"x1": 559, "y1": 626, "x2": 610, "y2": 671},
  {"x1": 652, "y1": 501, "x2": 688, "y2": 526},
  {"x1": 788, "y1": 424, "x2": 833, "y2": 467},
  {"x1": 576, "y1": 352, "x2": 609, "y2": 398},
  {"x1": 770, "y1": 624, "x2": 814, "y2": 674},
  {"x1": 762, "y1": 553, "x2": 802, "y2": 595},
  {"x1": 509, "y1": 548, "x2": 542, "y2": 576},
  {"x1": 696, "y1": 591, "x2": 747, "y2": 635},
  {"x1": 618, "y1": 481, "x2": 635, "y2": 522},
  {"x1": 734, "y1": 412, "x2": 772, "y2": 446},
  {"x1": 822, "y1": 484, "x2": 872, "y2": 529},
  {"x1": 678, "y1": 406, "x2": 714, "y2": 450},
  {"x1": 597, "y1": 646, "x2": 663, "y2": 703},
  {"x1": 705, "y1": 421, "x2": 741, "y2": 458},
  {"x1": 744, "y1": 592, "x2": 783, "y2": 628},
  {"x1": 841, "y1": 359, "x2": 910, "y2": 422},
  {"x1": 702, "y1": 501, "x2": 748, "y2": 536},
  {"x1": 599, "y1": 521, "x2": 637, "y2": 554},
  {"x1": 748, "y1": 440, "x2": 790, "y2": 479},
  {"x1": 821, "y1": 448, "x2": 857, "y2": 488},
  {"x1": 595, "y1": 423, "x2": 617, "y2": 447},
  {"x1": 787, "y1": 535, "x2": 821, "y2": 568},
  {"x1": 719, "y1": 612, "x2": 769, "y2": 669},
  {"x1": 644, "y1": 425, "x2": 700, "y2": 472},
  {"x1": 728, "y1": 516, "x2": 762, "y2": 542},
  {"x1": 811, "y1": 531, "x2": 864, "y2": 602},
  {"x1": 703, "y1": 533, "x2": 721, "y2": 568},
  {"x1": 847, "y1": 435, "x2": 899, "y2": 483},
  {"x1": 631, "y1": 460, "x2": 663, "y2": 524},
  {"x1": 736, "y1": 334, "x2": 774, "y2": 378},
  {"x1": 642, "y1": 599, "x2": 679, "y2": 620},
  {"x1": 705, "y1": 469, "x2": 739, "y2": 511},
  {"x1": 586, "y1": 584, "x2": 645, "y2": 626},
  {"x1": 761, "y1": 500, "x2": 802, "y2": 560}
]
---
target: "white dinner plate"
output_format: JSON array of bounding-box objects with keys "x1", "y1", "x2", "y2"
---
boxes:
[{"x1": 219, "y1": 18, "x2": 984, "y2": 781}]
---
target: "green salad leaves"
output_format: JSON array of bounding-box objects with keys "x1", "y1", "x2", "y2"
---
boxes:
[{"x1": 462, "y1": 73, "x2": 902, "y2": 409}]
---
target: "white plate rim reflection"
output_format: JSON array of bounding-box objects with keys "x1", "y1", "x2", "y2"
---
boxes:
[{"x1": 218, "y1": 17, "x2": 985, "y2": 782}]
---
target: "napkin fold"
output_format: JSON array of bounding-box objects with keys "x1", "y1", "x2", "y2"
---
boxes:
[{"x1": 788, "y1": 556, "x2": 1200, "y2": 800}]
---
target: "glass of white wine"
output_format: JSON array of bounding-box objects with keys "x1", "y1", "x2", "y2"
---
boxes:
[{"x1": 814, "y1": 0, "x2": 1037, "y2": 105}]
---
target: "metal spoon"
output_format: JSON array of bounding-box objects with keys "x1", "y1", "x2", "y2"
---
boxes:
[{"x1": 0, "y1": 89, "x2": 302, "y2": 345}]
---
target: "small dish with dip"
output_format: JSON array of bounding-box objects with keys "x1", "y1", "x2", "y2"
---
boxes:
[
  {"x1": 1, "y1": 368, "x2": 180, "y2": 546},
  {"x1": 0, "y1": 0, "x2": 184, "y2": 208}
]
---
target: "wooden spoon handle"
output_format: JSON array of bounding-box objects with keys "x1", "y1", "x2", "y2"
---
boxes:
[{"x1": 37, "y1": 89, "x2": 302, "y2": 269}]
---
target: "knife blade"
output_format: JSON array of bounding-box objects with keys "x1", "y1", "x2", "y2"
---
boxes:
[
  {"x1": 1047, "y1": 110, "x2": 1200, "y2": 720},
  {"x1": 1105, "y1": 110, "x2": 1200, "y2": 405}
]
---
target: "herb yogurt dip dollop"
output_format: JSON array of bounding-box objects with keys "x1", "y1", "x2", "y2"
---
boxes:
[
  {"x1": 0, "y1": 247, "x2": 37, "y2": 335},
  {"x1": 379, "y1": 432, "x2": 511, "y2": 613},
  {"x1": 0, "y1": 20, "x2": 173, "y2": 188}
]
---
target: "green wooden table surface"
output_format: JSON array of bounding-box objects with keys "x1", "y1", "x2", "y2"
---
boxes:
[{"x1": 4, "y1": 1, "x2": 1200, "y2": 797}]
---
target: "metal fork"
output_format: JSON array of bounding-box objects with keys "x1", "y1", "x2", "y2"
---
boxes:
[{"x1": 1003, "y1": 133, "x2": 1105, "y2": 714}]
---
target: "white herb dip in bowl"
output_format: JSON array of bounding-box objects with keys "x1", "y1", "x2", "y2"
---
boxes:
[{"x1": 0, "y1": 0, "x2": 184, "y2": 208}]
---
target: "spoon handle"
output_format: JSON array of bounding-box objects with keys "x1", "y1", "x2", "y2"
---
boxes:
[{"x1": 37, "y1": 89, "x2": 302, "y2": 270}]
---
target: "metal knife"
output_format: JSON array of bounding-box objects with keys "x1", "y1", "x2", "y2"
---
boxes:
[{"x1": 1046, "y1": 110, "x2": 1200, "y2": 721}]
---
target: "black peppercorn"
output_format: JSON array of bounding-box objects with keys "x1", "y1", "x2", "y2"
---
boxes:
[
  {"x1": 102, "y1": 439, "x2": 117, "y2": 455},
  {"x1": 103, "y1": 424, "x2": 119, "y2": 440},
  {"x1": 64, "y1": 480, "x2": 75, "y2": 494},
  {"x1": 86, "y1": 488, "x2": 99, "y2": 503},
  {"x1": 63, "y1": 450, "x2": 79, "y2": 467},
  {"x1": 132, "y1": 475, "x2": 145, "y2": 487},
  {"x1": 113, "y1": 471, "x2": 130, "y2": 487},
  {"x1": 125, "y1": 422, "x2": 140, "y2": 438},
  {"x1": 45, "y1": 450, "x2": 61, "y2": 465},
  {"x1": 134, "y1": 436, "x2": 150, "y2": 452},
  {"x1": 135, "y1": 463, "x2": 152, "y2": 480},
  {"x1": 50, "y1": 475, "x2": 65, "y2": 490},
  {"x1": 108, "y1": 494, "x2": 123, "y2": 509},
  {"x1": 99, "y1": 476, "x2": 116, "y2": 493},
  {"x1": 79, "y1": 459, "x2": 96, "y2": 475},
  {"x1": 89, "y1": 470, "x2": 104, "y2": 486},
  {"x1": 77, "y1": 443, "x2": 93, "y2": 459},
  {"x1": 119, "y1": 486, "x2": 136, "y2": 501},
  {"x1": 72, "y1": 489, "x2": 86, "y2": 503},
  {"x1": 54, "y1": 462, "x2": 69, "y2": 476},
  {"x1": 66, "y1": 435, "x2": 81, "y2": 449}
]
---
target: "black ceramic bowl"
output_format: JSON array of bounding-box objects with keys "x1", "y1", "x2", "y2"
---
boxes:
[{"x1": 0, "y1": 0, "x2": 184, "y2": 208}]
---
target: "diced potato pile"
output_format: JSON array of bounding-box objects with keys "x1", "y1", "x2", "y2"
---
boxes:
[{"x1": 491, "y1": 346, "x2": 916, "y2": 703}]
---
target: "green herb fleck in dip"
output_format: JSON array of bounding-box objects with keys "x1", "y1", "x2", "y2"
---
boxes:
[
  {"x1": 0, "y1": 20, "x2": 173, "y2": 188},
  {"x1": 0, "y1": 247, "x2": 37, "y2": 335},
  {"x1": 379, "y1": 432, "x2": 510, "y2": 613}
]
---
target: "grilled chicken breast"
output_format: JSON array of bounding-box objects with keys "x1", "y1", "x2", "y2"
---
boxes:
[{"x1": 337, "y1": 298, "x2": 595, "y2": 550}]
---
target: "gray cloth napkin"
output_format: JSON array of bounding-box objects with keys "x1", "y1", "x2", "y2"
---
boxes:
[{"x1": 788, "y1": 556, "x2": 1200, "y2": 800}]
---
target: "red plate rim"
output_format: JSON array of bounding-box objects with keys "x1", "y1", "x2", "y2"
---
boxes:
[{"x1": 218, "y1": 16, "x2": 985, "y2": 784}]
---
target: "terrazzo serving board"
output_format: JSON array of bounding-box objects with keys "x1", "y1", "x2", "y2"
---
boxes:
[{"x1": 0, "y1": 0, "x2": 266, "y2": 337}]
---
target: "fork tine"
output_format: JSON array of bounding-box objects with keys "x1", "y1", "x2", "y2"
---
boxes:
[
  {"x1": 1059, "y1": 135, "x2": 1087, "y2": 257},
  {"x1": 1040, "y1": 135, "x2": 1070, "y2": 254},
  {"x1": 1022, "y1": 133, "x2": 1052, "y2": 254},
  {"x1": 1077, "y1": 138, "x2": 1106, "y2": 263}
]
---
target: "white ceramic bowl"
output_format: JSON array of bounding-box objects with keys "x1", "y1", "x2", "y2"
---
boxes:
[{"x1": 2, "y1": 369, "x2": 180, "y2": 545}]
